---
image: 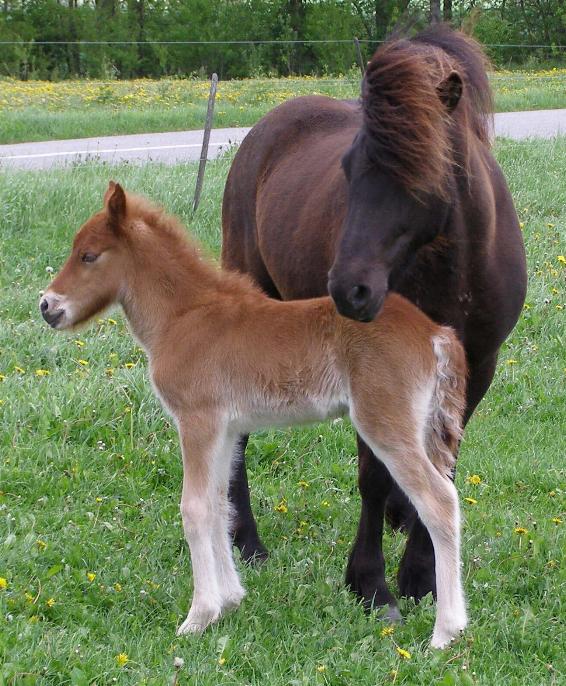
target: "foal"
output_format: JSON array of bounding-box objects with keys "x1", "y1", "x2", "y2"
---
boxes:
[{"x1": 41, "y1": 183, "x2": 468, "y2": 648}]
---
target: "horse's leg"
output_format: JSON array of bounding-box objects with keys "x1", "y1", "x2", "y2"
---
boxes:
[
  {"x1": 176, "y1": 414, "x2": 237, "y2": 635},
  {"x1": 397, "y1": 353, "x2": 499, "y2": 600},
  {"x1": 345, "y1": 436, "x2": 402, "y2": 621},
  {"x1": 229, "y1": 434, "x2": 269, "y2": 563}
]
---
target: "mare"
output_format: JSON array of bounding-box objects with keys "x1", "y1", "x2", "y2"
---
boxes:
[
  {"x1": 40, "y1": 182, "x2": 468, "y2": 647},
  {"x1": 222, "y1": 25, "x2": 527, "y2": 618}
]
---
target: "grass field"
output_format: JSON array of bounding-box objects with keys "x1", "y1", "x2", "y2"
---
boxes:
[
  {"x1": 0, "y1": 69, "x2": 566, "y2": 144},
  {"x1": 0, "y1": 139, "x2": 565, "y2": 685}
]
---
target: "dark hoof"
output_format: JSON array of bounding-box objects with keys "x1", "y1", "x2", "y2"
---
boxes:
[
  {"x1": 345, "y1": 562, "x2": 400, "y2": 618},
  {"x1": 374, "y1": 604, "x2": 403, "y2": 623},
  {"x1": 234, "y1": 538, "x2": 269, "y2": 565},
  {"x1": 397, "y1": 555, "x2": 436, "y2": 602}
]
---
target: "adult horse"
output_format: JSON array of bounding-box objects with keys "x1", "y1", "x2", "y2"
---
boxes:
[{"x1": 221, "y1": 25, "x2": 527, "y2": 619}]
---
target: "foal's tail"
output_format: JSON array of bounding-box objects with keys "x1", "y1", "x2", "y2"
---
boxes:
[{"x1": 427, "y1": 329, "x2": 467, "y2": 478}]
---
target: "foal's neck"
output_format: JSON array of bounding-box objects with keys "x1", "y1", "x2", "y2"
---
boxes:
[{"x1": 119, "y1": 213, "x2": 253, "y2": 353}]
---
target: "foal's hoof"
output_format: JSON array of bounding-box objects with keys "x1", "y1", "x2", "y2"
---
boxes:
[{"x1": 177, "y1": 605, "x2": 222, "y2": 636}]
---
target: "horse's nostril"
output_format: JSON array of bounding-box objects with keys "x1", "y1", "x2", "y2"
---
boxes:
[
  {"x1": 40, "y1": 299, "x2": 49, "y2": 313},
  {"x1": 348, "y1": 285, "x2": 371, "y2": 309}
]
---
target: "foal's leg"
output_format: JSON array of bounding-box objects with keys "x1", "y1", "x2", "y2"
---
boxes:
[
  {"x1": 228, "y1": 435, "x2": 269, "y2": 563},
  {"x1": 396, "y1": 353, "x2": 499, "y2": 600},
  {"x1": 356, "y1": 430, "x2": 466, "y2": 648},
  {"x1": 176, "y1": 414, "x2": 240, "y2": 635},
  {"x1": 345, "y1": 436, "x2": 402, "y2": 621}
]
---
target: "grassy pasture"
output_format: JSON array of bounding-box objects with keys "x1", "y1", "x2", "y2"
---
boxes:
[
  {"x1": 0, "y1": 139, "x2": 565, "y2": 685},
  {"x1": 0, "y1": 69, "x2": 566, "y2": 144}
]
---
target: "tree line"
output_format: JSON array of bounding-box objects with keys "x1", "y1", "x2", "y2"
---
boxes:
[{"x1": 0, "y1": 1, "x2": 564, "y2": 80}]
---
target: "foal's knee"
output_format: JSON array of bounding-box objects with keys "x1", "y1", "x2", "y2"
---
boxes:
[{"x1": 180, "y1": 498, "x2": 209, "y2": 534}]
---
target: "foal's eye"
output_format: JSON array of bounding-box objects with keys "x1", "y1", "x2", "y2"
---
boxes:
[{"x1": 81, "y1": 252, "x2": 98, "y2": 263}]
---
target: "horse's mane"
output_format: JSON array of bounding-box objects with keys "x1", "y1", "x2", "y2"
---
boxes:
[
  {"x1": 125, "y1": 194, "x2": 259, "y2": 298},
  {"x1": 361, "y1": 25, "x2": 493, "y2": 198}
]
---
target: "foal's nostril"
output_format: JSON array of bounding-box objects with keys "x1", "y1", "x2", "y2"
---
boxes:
[
  {"x1": 40, "y1": 299, "x2": 49, "y2": 314},
  {"x1": 347, "y1": 284, "x2": 371, "y2": 309}
]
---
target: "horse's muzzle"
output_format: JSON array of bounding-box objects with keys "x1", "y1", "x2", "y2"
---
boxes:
[{"x1": 328, "y1": 280, "x2": 384, "y2": 322}]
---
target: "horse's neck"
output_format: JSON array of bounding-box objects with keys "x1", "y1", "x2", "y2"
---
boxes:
[{"x1": 120, "y1": 234, "x2": 221, "y2": 353}]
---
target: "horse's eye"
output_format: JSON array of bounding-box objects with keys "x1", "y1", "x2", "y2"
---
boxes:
[{"x1": 81, "y1": 252, "x2": 98, "y2": 263}]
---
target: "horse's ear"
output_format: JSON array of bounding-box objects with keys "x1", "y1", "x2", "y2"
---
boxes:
[
  {"x1": 105, "y1": 181, "x2": 126, "y2": 228},
  {"x1": 437, "y1": 71, "x2": 463, "y2": 112}
]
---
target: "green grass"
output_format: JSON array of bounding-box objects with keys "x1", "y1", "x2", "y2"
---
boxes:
[
  {"x1": 0, "y1": 140, "x2": 565, "y2": 685},
  {"x1": 1, "y1": 70, "x2": 566, "y2": 144}
]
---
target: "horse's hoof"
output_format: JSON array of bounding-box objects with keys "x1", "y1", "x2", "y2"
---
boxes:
[
  {"x1": 237, "y1": 541, "x2": 269, "y2": 566},
  {"x1": 383, "y1": 604, "x2": 403, "y2": 623}
]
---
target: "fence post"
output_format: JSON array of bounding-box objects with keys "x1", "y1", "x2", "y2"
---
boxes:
[
  {"x1": 353, "y1": 37, "x2": 365, "y2": 76},
  {"x1": 193, "y1": 72, "x2": 218, "y2": 213}
]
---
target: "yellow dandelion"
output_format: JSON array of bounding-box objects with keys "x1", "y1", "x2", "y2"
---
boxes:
[
  {"x1": 551, "y1": 517, "x2": 562, "y2": 525},
  {"x1": 29, "y1": 615, "x2": 39, "y2": 623},
  {"x1": 107, "y1": 318, "x2": 117, "y2": 325},
  {"x1": 546, "y1": 560, "x2": 557, "y2": 569},
  {"x1": 95, "y1": 497, "x2": 103, "y2": 503},
  {"x1": 506, "y1": 359, "x2": 517, "y2": 365},
  {"x1": 77, "y1": 359, "x2": 89, "y2": 367},
  {"x1": 297, "y1": 480, "x2": 310, "y2": 488},
  {"x1": 34, "y1": 369, "x2": 50, "y2": 377},
  {"x1": 549, "y1": 490, "x2": 556, "y2": 497},
  {"x1": 115, "y1": 653, "x2": 129, "y2": 667},
  {"x1": 124, "y1": 362, "x2": 136, "y2": 369},
  {"x1": 46, "y1": 597, "x2": 55, "y2": 608},
  {"x1": 321, "y1": 500, "x2": 331, "y2": 508},
  {"x1": 547, "y1": 223, "x2": 555, "y2": 228},
  {"x1": 274, "y1": 499, "x2": 288, "y2": 513},
  {"x1": 514, "y1": 527, "x2": 528, "y2": 535},
  {"x1": 381, "y1": 626, "x2": 394, "y2": 637},
  {"x1": 86, "y1": 572, "x2": 96, "y2": 582},
  {"x1": 105, "y1": 367, "x2": 115, "y2": 377},
  {"x1": 467, "y1": 474, "x2": 482, "y2": 485},
  {"x1": 218, "y1": 657, "x2": 226, "y2": 666},
  {"x1": 0, "y1": 577, "x2": 7, "y2": 590},
  {"x1": 25, "y1": 591, "x2": 34, "y2": 603},
  {"x1": 558, "y1": 255, "x2": 566, "y2": 265},
  {"x1": 0, "y1": 373, "x2": 5, "y2": 381},
  {"x1": 396, "y1": 647, "x2": 411, "y2": 660},
  {"x1": 464, "y1": 497, "x2": 478, "y2": 505},
  {"x1": 14, "y1": 366, "x2": 25, "y2": 374},
  {"x1": 36, "y1": 539, "x2": 47, "y2": 550},
  {"x1": 74, "y1": 339, "x2": 85, "y2": 347},
  {"x1": 114, "y1": 582, "x2": 122, "y2": 592},
  {"x1": 316, "y1": 664, "x2": 326, "y2": 672}
]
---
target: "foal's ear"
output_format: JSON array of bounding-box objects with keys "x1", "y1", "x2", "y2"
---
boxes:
[
  {"x1": 105, "y1": 181, "x2": 127, "y2": 227},
  {"x1": 437, "y1": 71, "x2": 463, "y2": 113}
]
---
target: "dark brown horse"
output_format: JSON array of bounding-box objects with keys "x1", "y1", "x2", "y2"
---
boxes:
[{"x1": 221, "y1": 26, "x2": 527, "y2": 619}]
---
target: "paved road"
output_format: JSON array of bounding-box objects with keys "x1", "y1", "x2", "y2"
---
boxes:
[{"x1": 1, "y1": 110, "x2": 565, "y2": 170}]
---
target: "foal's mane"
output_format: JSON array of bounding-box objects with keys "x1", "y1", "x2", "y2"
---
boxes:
[
  {"x1": 362, "y1": 25, "x2": 493, "y2": 198},
  {"x1": 125, "y1": 194, "x2": 258, "y2": 298}
]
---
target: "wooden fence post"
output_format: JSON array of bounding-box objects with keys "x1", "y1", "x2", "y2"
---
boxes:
[
  {"x1": 193, "y1": 72, "x2": 218, "y2": 213},
  {"x1": 353, "y1": 37, "x2": 365, "y2": 75}
]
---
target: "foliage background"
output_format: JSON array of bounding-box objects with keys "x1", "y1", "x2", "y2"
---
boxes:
[{"x1": 1, "y1": 1, "x2": 565, "y2": 80}]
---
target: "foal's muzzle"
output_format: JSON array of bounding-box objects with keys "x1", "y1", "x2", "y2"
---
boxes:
[{"x1": 40, "y1": 294, "x2": 65, "y2": 328}]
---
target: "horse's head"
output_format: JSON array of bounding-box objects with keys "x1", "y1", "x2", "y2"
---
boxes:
[
  {"x1": 40, "y1": 182, "x2": 129, "y2": 330},
  {"x1": 328, "y1": 39, "x2": 464, "y2": 322}
]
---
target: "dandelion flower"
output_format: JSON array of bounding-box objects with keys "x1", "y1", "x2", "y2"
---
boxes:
[
  {"x1": 396, "y1": 647, "x2": 411, "y2": 660},
  {"x1": 218, "y1": 657, "x2": 226, "y2": 666},
  {"x1": 467, "y1": 474, "x2": 482, "y2": 485},
  {"x1": 74, "y1": 339, "x2": 85, "y2": 348},
  {"x1": 107, "y1": 318, "x2": 117, "y2": 325},
  {"x1": 506, "y1": 359, "x2": 517, "y2": 366},
  {"x1": 557, "y1": 255, "x2": 566, "y2": 265},
  {"x1": 35, "y1": 369, "x2": 50, "y2": 377},
  {"x1": 77, "y1": 359, "x2": 89, "y2": 367},
  {"x1": 114, "y1": 582, "x2": 122, "y2": 592},
  {"x1": 514, "y1": 527, "x2": 528, "y2": 535},
  {"x1": 14, "y1": 366, "x2": 25, "y2": 374},
  {"x1": 316, "y1": 665, "x2": 326, "y2": 672},
  {"x1": 381, "y1": 626, "x2": 394, "y2": 637},
  {"x1": 0, "y1": 373, "x2": 5, "y2": 381},
  {"x1": 464, "y1": 497, "x2": 478, "y2": 505},
  {"x1": 86, "y1": 572, "x2": 96, "y2": 582},
  {"x1": 0, "y1": 577, "x2": 7, "y2": 590},
  {"x1": 124, "y1": 362, "x2": 136, "y2": 369},
  {"x1": 297, "y1": 480, "x2": 310, "y2": 488},
  {"x1": 115, "y1": 653, "x2": 129, "y2": 667},
  {"x1": 274, "y1": 499, "x2": 288, "y2": 513},
  {"x1": 551, "y1": 517, "x2": 562, "y2": 525},
  {"x1": 46, "y1": 597, "x2": 55, "y2": 608},
  {"x1": 36, "y1": 539, "x2": 47, "y2": 550}
]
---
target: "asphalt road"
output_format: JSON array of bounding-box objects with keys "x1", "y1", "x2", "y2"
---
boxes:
[{"x1": 1, "y1": 110, "x2": 565, "y2": 170}]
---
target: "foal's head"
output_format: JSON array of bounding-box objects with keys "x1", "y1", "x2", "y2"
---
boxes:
[
  {"x1": 328, "y1": 38, "x2": 467, "y2": 322},
  {"x1": 40, "y1": 182, "x2": 131, "y2": 329}
]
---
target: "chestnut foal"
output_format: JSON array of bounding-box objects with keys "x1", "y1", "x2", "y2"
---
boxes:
[{"x1": 41, "y1": 183, "x2": 468, "y2": 648}]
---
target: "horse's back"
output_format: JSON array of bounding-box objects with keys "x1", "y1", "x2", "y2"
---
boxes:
[{"x1": 222, "y1": 96, "x2": 360, "y2": 296}]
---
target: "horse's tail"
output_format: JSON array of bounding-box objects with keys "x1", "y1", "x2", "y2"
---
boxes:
[
  {"x1": 427, "y1": 328, "x2": 467, "y2": 478},
  {"x1": 413, "y1": 24, "x2": 493, "y2": 145}
]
